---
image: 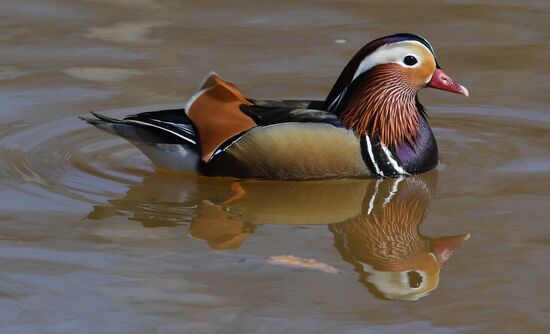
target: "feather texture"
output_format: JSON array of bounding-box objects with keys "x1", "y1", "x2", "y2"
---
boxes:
[{"x1": 338, "y1": 64, "x2": 420, "y2": 148}]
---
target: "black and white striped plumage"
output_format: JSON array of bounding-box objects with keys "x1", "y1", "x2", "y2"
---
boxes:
[{"x1": 81, "y1": 109, "x2": 201, "y2": 172}]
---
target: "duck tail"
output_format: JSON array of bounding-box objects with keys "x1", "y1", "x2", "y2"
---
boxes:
[{"x1": 80, "y1": 109, "x2": 201, "y2": 173}]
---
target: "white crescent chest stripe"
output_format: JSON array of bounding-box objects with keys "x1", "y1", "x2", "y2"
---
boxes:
[
  {"x1": 365, "y1": 135, "x2": 384, "y2": 177},
  {"x1": 380, "y1": 144, "x2": 409, "y2": 175},
  {"x1": 364, "y1": 135, "x2": 409, "y2": 177}
]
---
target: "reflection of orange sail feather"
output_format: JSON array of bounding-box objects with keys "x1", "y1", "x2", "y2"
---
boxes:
[{"x1": 188, "y1": 200, "x2": 255, "y2": 250}]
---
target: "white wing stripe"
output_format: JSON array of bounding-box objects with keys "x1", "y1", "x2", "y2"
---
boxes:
[
  {"x1": 125, "y1": 120, "x2": 196, "y2": 144},
  {"x1": 150, "y1": 119, "x2": 195, "y2": 135}
]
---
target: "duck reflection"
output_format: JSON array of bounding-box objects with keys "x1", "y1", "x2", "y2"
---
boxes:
[
  {"x1": 329, "y1": 178, "x2": 469, "y2": 301},
  {"x1": 87, "y1": 171, "x2": 468, "y2": 300}
]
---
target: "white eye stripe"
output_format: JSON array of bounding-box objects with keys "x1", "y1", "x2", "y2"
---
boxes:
[{"x1": 352, "y1": 40, "x2": 432, "y2": 81}]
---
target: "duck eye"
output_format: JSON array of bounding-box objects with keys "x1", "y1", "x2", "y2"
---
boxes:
[
  {"x1": 407, "y1": 270, "x2": 423, "y2": 288},
  {"x1": 404, "y1": 55, "x2": 418, "y2": 66}
]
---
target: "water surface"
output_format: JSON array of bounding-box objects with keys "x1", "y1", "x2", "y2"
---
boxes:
[{"x1": 0, "y1": 1, "x2": 549, "y2": 333}]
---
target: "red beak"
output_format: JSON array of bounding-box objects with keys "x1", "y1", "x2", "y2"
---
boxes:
[{"x1": 427, "y1": 68, "x2": 469, "y2": 97}]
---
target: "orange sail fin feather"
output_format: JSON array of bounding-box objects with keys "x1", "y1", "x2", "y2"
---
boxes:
[{"x1": 185, "y1": 73, "x2": 255, "y2": 161}]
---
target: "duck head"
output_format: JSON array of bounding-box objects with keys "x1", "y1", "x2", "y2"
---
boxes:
[{"x1": 326, "y1": 33, "x2": 468, "y2": 148}]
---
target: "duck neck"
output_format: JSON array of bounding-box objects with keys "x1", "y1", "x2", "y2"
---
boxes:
[
  {"x1": 393, "y1": 114, "x2": 438, "y2": 174},
  {"x1": 334, "y1": 66, "x2": 421, "y2": 149},
  {"x1": 328, "y1": 66, "x2": 439, "y2": 175}
]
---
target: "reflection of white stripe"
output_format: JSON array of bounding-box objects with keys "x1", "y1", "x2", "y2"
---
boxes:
[
  {"x1": 341, "y1": 230, "x2": 350, "y2": 254},
  {"x1": 358, "y1": 260, "x2": 374, "y2": 273},
  {"x1": 381, "y1": 144, "x2": 409, "y2": 175},
  {"x1": 125, "y1": 120, "x2": 196, "y2": 144},
  {"x1": 383, "y1": 176, "x2": 403, "y2": 206},
  {"x1": 367, "y1": 179, "x2": 380, "y2": 215},
  {"x1": 365, "y1": 135, "x2": 384, "y2": 177}
]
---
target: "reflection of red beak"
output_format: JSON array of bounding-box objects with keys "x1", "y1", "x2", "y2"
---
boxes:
[
  {"x1": 427, "y1": 68, "x2": 469, "y2": 97},
  {"x1": 432, "y1": 233, "x2": 470, "y2": 265}
]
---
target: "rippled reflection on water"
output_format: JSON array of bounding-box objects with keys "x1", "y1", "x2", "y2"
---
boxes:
[
  {"x1": 89, "y1": 170, "x2": 471, "y2": 302},
  {"x1": 1, "y1": 0, "x2": 549, "y2": 333}
]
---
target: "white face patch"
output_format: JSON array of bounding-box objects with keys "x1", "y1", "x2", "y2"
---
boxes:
[{"x1": 352, "y1": 40, "x2": 434, "y2": 81}]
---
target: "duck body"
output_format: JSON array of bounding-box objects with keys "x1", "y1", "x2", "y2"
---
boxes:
[
  {"x1": 204, "y1": 96, "x2": 438, "y2": 179},
  {"x1": 83, "y1": 33, "x2": 466, "y2": 180}
]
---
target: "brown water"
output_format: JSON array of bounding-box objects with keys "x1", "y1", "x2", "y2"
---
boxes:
[{"x1": 1, "y1": 1, "x2": 549, "y2": 333}]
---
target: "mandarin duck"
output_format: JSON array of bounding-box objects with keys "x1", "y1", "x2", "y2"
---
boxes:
[{"x1": 82, "y1": 33, "x2": 468, "y2": 180}]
